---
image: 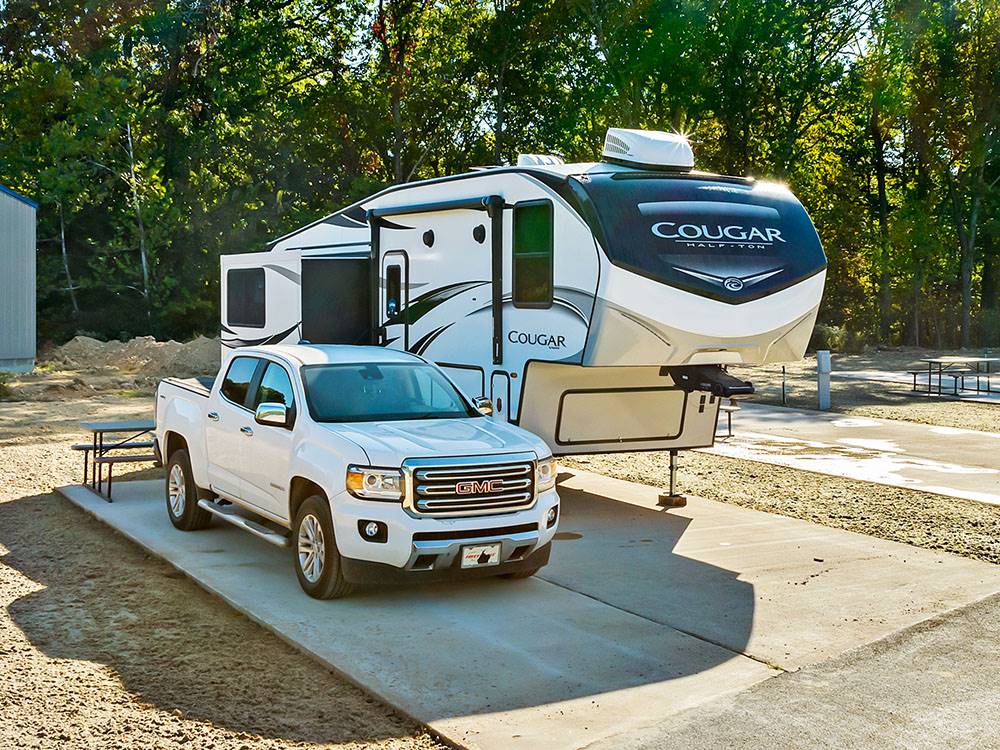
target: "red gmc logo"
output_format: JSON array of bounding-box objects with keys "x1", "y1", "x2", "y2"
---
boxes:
[{"x1": 455, "y1": 479, "x2": 504, "y2": 495}]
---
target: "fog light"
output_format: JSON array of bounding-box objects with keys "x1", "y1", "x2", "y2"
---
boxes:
[
  {"x1": 357, "y1": 520, "x2": 388, "y2": 543},
  {"x1": 546, "y1": 505, "x2": 559, "y2": 529}
]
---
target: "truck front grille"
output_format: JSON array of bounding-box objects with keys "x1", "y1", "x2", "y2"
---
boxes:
[{"x1": 408, "y1": 459, "x2": 536, "y2": 516}]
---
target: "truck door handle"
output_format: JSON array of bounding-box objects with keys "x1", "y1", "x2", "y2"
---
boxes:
[
  {"x1": 207, "y1": 411, "x2": 220, "y2": 421},
  {"x1": 240, "y1": 426, "x2": 254, "y2": 436}
]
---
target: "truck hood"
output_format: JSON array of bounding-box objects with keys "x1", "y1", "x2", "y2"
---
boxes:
[{"x1": 320, "y1": 417, "x2": 548, "y2": 466}]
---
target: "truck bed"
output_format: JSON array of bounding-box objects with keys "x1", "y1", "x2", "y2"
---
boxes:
[{"x1": 161, "y1": 375, "x2": 215, "y2": 398}]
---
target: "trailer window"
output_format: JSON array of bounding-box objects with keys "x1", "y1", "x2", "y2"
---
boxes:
[
  {"x1": 385, "y1": 265, "x2": 402, "y2": 317},
  {"x1": 227, "y1": 268, "x2": 266, "y2": 328},
  {"x1": 512, "y1": 201, "x2": 553, "y2": 308}
]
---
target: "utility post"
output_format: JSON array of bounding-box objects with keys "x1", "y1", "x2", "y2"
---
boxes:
[{"x1": 817, "y1": 350, "x2": 831, "y2": 410}]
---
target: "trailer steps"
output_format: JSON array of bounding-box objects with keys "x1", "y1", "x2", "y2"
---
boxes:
[{"x1": 197, "y1": 499, "x2": 291, "y2": 548}]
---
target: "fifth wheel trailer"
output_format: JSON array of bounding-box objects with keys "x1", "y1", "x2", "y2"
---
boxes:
[{"x1": 219, "y1": 128, "x2": 827, "y2": 455}]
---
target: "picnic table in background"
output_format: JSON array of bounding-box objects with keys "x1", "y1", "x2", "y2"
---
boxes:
[
  {"x1": 74, "y1": 420, "x2": 157, "y2": 501},
  {"x1": 915, "y1": 357, "x2": 999, "y2": 396}
]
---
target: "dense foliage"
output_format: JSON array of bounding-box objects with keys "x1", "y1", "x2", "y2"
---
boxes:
[{"x1": 1, "y1": 0, "x2": 997, "y2": 348}]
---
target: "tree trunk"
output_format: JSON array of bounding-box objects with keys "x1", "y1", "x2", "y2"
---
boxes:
[
  {"x1": 58, "y1": 202, "x2": 80, "y2": 316},
  {"x1": 911, "y1": 274, "x2": 920, "y2": 347},
  {"x1": 947, "y1": 177, "x2": 979, "y2": 349},
  {"x1": 982, "y1": 232, "x2": 996, "y2": 311},
  {"x1": 126, "y1": 121, "x2": 151, "y2": 310},
  {"x1": 494, "y1": 64, "x2": 505, "y2": 166},
  {"x1": 871, "y1": 112, "x2": 892, "y2": 343},
  {"x1": 392, "y1": 76, "x2": 404, "y2": 183}
]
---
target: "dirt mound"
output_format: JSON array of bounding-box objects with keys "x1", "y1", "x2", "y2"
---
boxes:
[{"x1": 47, "y1": 335, "x2": 220, "y2": 377}]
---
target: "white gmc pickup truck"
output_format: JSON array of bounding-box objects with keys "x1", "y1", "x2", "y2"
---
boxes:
[{"x1": 154, "y1": 344, "x2": 559, "y2": 599}]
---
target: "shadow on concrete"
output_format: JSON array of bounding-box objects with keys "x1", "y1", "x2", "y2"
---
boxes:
[
  {"x1": 542, "y1": 475, "x2": 755, "y2": 659},
  {"x1": 0, "y1": 489, "x2": 422, "y2": 744}
]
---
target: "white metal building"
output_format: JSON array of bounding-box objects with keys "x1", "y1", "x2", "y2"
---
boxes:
[{"x1": 0, "y1": 184, "x2": 37, "y2": 372}]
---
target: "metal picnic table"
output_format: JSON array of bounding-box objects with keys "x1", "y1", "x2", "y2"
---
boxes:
[
  {"x1": 919, "y1": 357, "x2": 999, "y2": 396},
  {"x1": 78, "y1": 419, "x2": 156, "y2": 500}
]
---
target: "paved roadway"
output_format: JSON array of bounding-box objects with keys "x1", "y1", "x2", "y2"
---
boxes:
[
  {"x1": 57, "y1": 470, "x2": 1000, "y2": 750},
  {"x1": 709, "y1": 402, "x2": 1000, "y2": 505}
]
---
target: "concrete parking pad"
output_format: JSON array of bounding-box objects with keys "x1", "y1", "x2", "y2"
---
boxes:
[
  {"x1": 552, "y1": 470, "x2": 1000, "y2": 670},
  {"x1": 55, "y1": 480, "x2": 774, "y2": 750},
  {"x1": 709, "y1": 402, "x2": 1000, "y2": 505},
  {"x1": 57, "y1": 473, "x2": 1000, "y2": 749}
]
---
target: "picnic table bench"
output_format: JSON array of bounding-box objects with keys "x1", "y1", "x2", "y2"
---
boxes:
[
  {"x1": 718, "y1": 398, "x2": 741, "y2": 438},
  {"x1": 912, "y1": 357, "x2": 998, "y2": 396},
  {"x1": 74, "y1": 420, "x2": 157, "y2": 501}
]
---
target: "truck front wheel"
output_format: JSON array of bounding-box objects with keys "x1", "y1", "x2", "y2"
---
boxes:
[
  {"x1": 165, "y1": 449, "x2": 212, "y2": 531},
  {"x1": 293, "y1": 495, "x2": 353, "y2": 600}
]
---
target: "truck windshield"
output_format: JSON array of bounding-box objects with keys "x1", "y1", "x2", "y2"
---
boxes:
[
  {"x1": 574, "y1": 172, "x2": 826, "y2": 302},
  {"x1": 301, "y1": 362, "x2": 479, "y2": 423}
]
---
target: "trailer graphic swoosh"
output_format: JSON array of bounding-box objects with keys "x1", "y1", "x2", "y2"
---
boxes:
[
  {"x1": 386, "y1": 281, "x2": 490, "y2": 327},
  {"x1": 221, "y1": 323, "x2": 300, "y2": 348}
]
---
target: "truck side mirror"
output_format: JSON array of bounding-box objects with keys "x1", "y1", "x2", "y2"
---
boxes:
[
  {"x1": 472, "y1": 396, "x2": 494, "y2": 416},
  {"x1": 255, "y1": 402, "x2": 289, "y2": 428}
]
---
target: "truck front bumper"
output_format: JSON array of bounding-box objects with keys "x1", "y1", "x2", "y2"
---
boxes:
[
  {"x1": 331, "y1": 487, "x2": 560, "y2": 581},
  {"x1": 341, "y1": 542, "x2": 551, "y2": 585}
]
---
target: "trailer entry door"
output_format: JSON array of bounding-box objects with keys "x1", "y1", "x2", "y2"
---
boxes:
[{"x1": 380, "y1": 251, "x2": 409, "y2": 350}]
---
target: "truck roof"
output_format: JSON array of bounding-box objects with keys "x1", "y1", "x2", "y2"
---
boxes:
[{"x1": 242, "y1": 344, "x2": 422, "y2": 367}]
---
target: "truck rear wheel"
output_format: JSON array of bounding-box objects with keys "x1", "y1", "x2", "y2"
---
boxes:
[
  {"x1": 293, "y1": 495, "x2": 353, "y2": 600},
  {"x1": 165, "y1": 449, "x2": 212, "y2": 531}
]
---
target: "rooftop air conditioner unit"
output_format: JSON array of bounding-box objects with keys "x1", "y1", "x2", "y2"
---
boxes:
[
  {"x1": 517, "y1": 154, "x2": 565, "y2": 166},
  {"x1": 601, "y1": 128, "x2": 693, "y2": 170}
]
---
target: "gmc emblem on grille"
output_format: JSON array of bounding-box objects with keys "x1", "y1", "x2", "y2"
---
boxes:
[{"x1": 455, "y1": 479, "x2": 504, "y2": 495}]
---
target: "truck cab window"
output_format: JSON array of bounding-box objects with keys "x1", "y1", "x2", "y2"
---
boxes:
[
  {"x1": 227, "y1": 268, "x2": 266, "y2": 328},
  {"x1": 512, "y1": 201, "x2": 553, "y2": 308},
  {"x1": 255, "y1": 362, "x2": 295, "y2": 411},
  {"x1": 385, "y1": 265, "x2": 402, "y2": 318},
  {"x1": 221, "y1": 357, "x2": 260, "y2": 407}
]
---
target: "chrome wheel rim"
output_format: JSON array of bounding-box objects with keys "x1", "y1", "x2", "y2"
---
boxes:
[
  {"x1": 297, "y1": 514, "x2": 325, "y2": 584},
  {"x1": 168, "y1": 464, "x2": 186, "y2": 517}
]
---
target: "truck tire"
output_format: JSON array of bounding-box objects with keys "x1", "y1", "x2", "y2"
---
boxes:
[
  {"x1": 165, "y1": 449, "x2": 212, "y2": 531},
  {"x1": 293, "y1": 495, "x2": 353, "y2": 599}
]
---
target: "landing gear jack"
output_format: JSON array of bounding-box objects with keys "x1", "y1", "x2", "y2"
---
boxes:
[{"x1": 657, "y1": 449, "x2": 687, "y2": 508}]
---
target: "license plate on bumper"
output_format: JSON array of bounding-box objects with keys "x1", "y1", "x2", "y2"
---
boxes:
[{"x1": 460, "y1": 543, "x2": 501, "y2": 569}]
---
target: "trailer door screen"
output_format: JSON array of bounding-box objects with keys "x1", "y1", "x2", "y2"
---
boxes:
[{"x1": 227, "y1": 268, "x2": 266, "y2": 328}]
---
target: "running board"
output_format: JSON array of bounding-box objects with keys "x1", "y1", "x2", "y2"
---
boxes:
[{"x1": 197, "y1": 499, "x2": 291, "y2": 548}]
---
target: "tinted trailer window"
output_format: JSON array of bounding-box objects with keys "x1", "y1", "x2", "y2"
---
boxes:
[
  {"x1": 227, "y1": 268, "x2": 266, "y2": 327},
  {"x1": 577, "y1": 173, "x2": 826, "y2": 303}
]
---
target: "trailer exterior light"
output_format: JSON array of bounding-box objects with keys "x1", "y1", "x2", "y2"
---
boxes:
[
  {"x1": 347, "y1": 466, "x2": 404, "y2": 501},
  {"x1": 536, "y1": 458, "x2": 557, "y2": 492}
]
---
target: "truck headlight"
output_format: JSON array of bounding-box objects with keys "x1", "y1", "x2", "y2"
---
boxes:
[
  {"x1": 346, "y1": 466, "x2": 404, "y2": 501},
  {"x1": 536, "y1": 457, "x2": 557, "y2": 493}
]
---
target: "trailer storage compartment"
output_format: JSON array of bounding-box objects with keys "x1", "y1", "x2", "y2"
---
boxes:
[
  {"x1": 556, "y1": 387, "x2": 686, "y2": 445},
  {"x1": 517, "y1": 361, "x2": 718, "y2": 455}
]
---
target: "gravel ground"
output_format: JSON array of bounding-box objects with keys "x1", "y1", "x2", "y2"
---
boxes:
[
  {"x1": 0, "y1": 397, "x2": 444, "y2": 750},
  {"x1": 564, "y1": 451, "x2": 1000, "y2": 565},
  {"x1": 735, "y1": 349, "x2": 1000, "y2": 433}
]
